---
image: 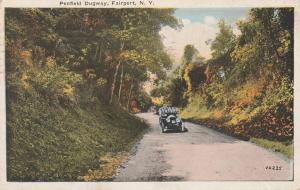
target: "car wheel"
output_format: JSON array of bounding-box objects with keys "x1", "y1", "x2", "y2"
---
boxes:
[{"x1": 161, "y1": 123, "x2": 165, "y2": 133}]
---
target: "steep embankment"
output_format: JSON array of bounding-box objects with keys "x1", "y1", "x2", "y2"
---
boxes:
[
  {"x1": 7, "y1": 85, "x2": 148, "y2": 181},
  {"x1": 181, "y1": 78, "x2": 293, "y2": 140},
  {"x1": 180, "y1": 77, "x2": 293, "y2": 158}
]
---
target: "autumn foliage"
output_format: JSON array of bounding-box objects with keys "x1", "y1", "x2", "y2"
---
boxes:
[
  {"x1": 155, "y1": 8, "x2": 293, "y2": 142},
  {"x1": 5, "y1": 8, "x2": 177, "y2": 181}
]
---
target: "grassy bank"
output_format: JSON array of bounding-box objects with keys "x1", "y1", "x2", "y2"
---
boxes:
[
  {"x1": 181, "y1": 113, "x2": 293, "y2": 159},
  {"x1": 7, "y1": 87, "x2": 148, "y2": 181},
  {"x1": 250, "y1": 138, "x2": 293, "y2": 159}
]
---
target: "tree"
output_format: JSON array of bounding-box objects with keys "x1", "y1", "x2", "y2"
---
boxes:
[
  {"x1": 183, "y1": 44, "x2": 198, "y2": 63},
  {"x1": 102, "y1": 9, "x2": 178, "y2": 104},
  {"x1": 50, "y1": 9, "x2": 178, "y2": 106},
  {"x1": 211, "y1": 19, "x2": 236, "y2": 59},
  {"x1": 231, "y1": 8, "x2": 293, "y2": 83}
]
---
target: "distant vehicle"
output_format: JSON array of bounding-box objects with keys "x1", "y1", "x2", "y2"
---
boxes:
[
  {"x1": 158, "y1": 107, "x2": 185, "y2": 133},
  {"x1": 154, "y1": 106, "x2": 161, "y2": 115},
  {"x1": 149, "y1": 106, "x2": 156, "y2": 113}
]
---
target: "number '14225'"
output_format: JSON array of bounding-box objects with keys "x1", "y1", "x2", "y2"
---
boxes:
[{"x1": 265, "y1": 166, "x2": 282, "y2": 170}]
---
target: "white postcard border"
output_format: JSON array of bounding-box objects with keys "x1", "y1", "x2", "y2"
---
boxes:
[{"x1": 0, "y1": 0, "x2": 299, "y2": 190}]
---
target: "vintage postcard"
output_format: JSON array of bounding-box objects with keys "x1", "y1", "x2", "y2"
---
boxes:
[{"x1": 0, "y1": 0, "x2": 299, "y2": 190}]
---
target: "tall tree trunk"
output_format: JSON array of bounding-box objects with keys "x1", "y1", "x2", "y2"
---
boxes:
[
  {"x1": 118, "y1": 63, "x2": 124, "y2": 103},
  {"x1": 109, "y1": 61, "x2": 121, "y2": 104},
  {"x1": 127, "y1": 80, "x2": 134, "y2": 109},
  {"x1": 109, "y1": 42, "x2": 124, "y2": 104}
]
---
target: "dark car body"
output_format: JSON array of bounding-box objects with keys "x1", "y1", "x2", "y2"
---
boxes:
[{"x1": 158, "y1": 107, "x2": 185, "y2": 133}]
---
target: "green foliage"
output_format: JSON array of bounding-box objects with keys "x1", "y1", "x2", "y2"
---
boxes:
[
  {"x1": 250, "y1": 138, "x2": 293, "y2": 159},
  {"x1": 151, "y1": 44, "x2": 207, "y2": 108},
  {"x1": 135, "y1": 91, "x2": 152, "y2": 112},
  {"x1": 183, "y1": 44, "x2": 198, "y2": 63},
  {"x1": 151, "y1": 74, "x2": 187, "y2": 107},
  {"x1": 260, "y1": 77, "x2": 293, "y2": 110},
  {"x1": 211, "y1": 19, "x2": 236, "y2": 59},
  {"x1": 28, "y1": 65, "x2": 83, "y2": 105},
  {"x1": 7, "y1": 88, "x2": 147, "y2": 181}
]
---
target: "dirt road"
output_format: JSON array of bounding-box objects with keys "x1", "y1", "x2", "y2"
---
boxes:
[{"x1": 114, "y1": 113, "x2": 293, "y2": 181}]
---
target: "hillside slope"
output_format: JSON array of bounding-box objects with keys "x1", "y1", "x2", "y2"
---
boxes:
[
  {"x1": 7, "y1": 84, "x2": 148, "y2": 181},
  {"x1": 5, "y1": 8, "x2": 178, "y2": 181}
]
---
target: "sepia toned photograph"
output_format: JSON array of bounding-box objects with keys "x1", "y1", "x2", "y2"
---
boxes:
[{"x1": 4, "y1": 5, "x2": 294, "y2": 183}]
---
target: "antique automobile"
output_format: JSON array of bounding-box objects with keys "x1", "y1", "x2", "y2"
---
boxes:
[
  {"x1": 155, "y1": 106, "x2": 161, "y2": 115},
  {"x1": 158, "y1": 107, "x2": 185, "y2": 133}
]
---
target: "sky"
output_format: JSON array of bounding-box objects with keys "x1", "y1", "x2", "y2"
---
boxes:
[{"x1": 159, "y1": 8, "x2": 251, "y2": 64}]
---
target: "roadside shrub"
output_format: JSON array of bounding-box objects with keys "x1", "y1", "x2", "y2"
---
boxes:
[{"x1": 27, "y1": 64, "x2": 83, "y2": 106}]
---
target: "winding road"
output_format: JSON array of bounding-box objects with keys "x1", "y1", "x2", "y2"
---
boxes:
[{"x1": 114, "y1": 113, "x2": 293, "y2": 181}]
